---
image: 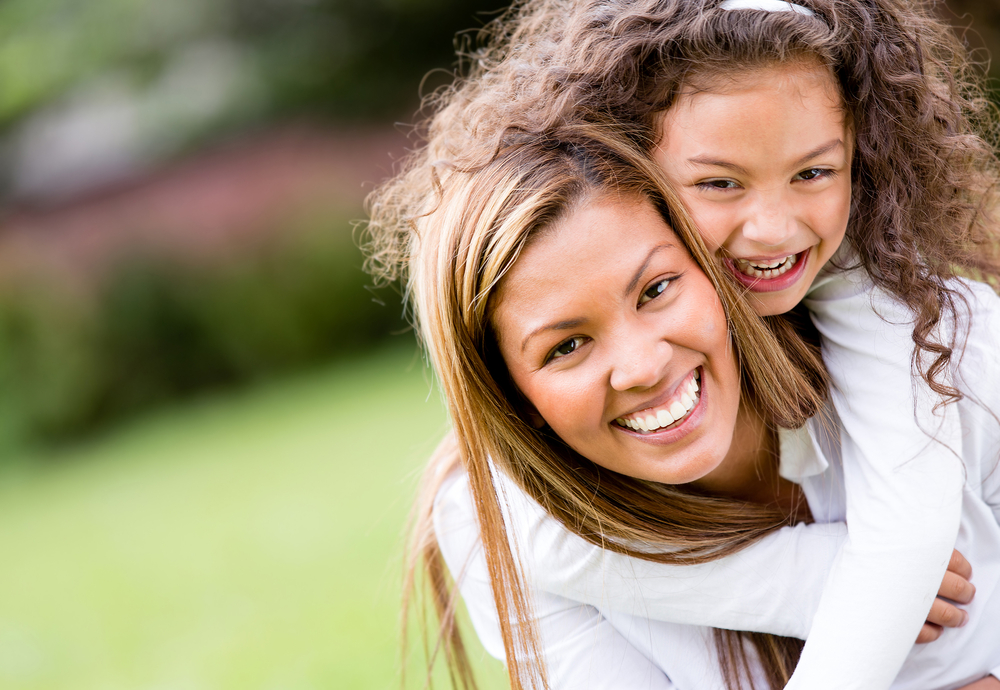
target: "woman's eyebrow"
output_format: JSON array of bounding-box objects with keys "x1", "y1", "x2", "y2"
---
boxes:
[
  {"x1": 624, "y1": 243, "x2": 674, "y2": 296},
  {"x1": 519, "y1": 242, "x2": 675, "y2": 353},
  {"x1": 521, "y1": 318, "x2": 587, "y2": 353}
]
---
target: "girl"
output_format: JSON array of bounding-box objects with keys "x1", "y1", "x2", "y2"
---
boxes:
[
  {"x1": 365, "y1": 1, "x2": 1000, "y2": 688},
  {"x1": 378, "y1": 124, "x2": 1000, "y2": 689}
]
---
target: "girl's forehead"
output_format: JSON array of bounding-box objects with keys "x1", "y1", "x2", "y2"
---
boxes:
[
  {"x1": 658, "y1": 59, "x2": 848, "y2": 142},
  {"x1": 675, "y1": 58, "x2": 842, "y2": 106}
]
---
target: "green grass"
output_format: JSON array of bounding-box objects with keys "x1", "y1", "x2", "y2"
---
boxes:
[{"x1": 0, "y1": 343, "x2": 507, "y2": 690}]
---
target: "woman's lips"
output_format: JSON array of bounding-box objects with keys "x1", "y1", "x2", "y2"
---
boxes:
[
  {"x1": 613, "y1": 368, "x2": 706, "y2": 443},
  {"x1": 727, "y1": 248, "x2": 811, "y2": 293}
]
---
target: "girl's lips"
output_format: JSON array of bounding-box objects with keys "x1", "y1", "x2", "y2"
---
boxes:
[
  {"x1": 614, "y1": 368, "x2": 707, "y2": 445},
  {"x1": 727, "y1": 248, "x2": 811, "y2": 293}
]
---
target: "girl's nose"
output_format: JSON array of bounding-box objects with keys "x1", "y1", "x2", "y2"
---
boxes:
[
  {"x1": 609, "y1": 335, "x2": 674, "y2": 391},
  {"x1": 741, "y1": 195, "x2": 797, "y2": 247}
]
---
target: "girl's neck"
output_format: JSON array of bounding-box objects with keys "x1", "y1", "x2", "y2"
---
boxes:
[{"x1": 690, "y1": 403, "x2": 809, "y2": 520}]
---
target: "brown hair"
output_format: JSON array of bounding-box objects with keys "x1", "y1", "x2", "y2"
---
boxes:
[
  {"x1": 370, "y1": 0, "x2": 1000, "y2": 404},
  {"x1": 379, "y1": 123, "x2": 828, "y2": 690}
]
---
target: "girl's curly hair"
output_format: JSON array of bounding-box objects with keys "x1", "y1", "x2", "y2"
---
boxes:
[{"x1": 366, "y1": 0, "x2": 1000, "y2": 402}]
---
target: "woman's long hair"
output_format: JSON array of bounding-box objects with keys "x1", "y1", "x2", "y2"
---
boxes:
[
  {"x1": 370, "y1": 0, "x2": 1000, "y2": 406},
  {"x1": 382, "y1": 123, "x2": 829, "y2": 690}
]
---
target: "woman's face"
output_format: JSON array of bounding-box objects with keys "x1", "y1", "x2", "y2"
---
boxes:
[
  {"x1": 492, "y1": 194, "x2": 745, "y2": 486},
  {"x1": 653, "y1": 61, "x2": 852, "y2": 316}
]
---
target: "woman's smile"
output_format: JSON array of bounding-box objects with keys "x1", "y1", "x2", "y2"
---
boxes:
[
  {"x1": 492, "y1": 193, "x2": 747, "y2": 486},
  {"x1": 615, "y1": 367, "x2": 701, "y2": 434}
]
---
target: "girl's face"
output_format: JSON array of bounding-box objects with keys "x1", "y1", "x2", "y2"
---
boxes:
[
  {"x1": 492, "y1": 194, "x2": 745, "y2": 486},
  {"x1": 654, "y1": 61, "x2": 852, "y2": 316}
]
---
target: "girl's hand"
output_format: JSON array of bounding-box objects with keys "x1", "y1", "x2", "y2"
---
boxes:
[
  {"x1": 916, "y1": 549, "x2": 975, "y2": 643},
  {"x1": 954, "y1": 676, "x2": 1000, "y2": 690}
]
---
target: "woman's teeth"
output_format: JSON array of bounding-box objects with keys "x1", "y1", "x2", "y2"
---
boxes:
[
  {"x1": 616, "y1": 371, "x2": 701, "y2": 433},
  {"x1": 734, "y1": 254, "x2": 797, "y2": 279}
]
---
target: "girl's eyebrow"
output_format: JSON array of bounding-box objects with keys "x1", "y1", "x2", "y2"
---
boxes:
[
  {"x1": 792, "y1": 138, "x2": 844, "y2": 168},
  {"x1": 686, "y1": 157, "x2": 749, "y2": 175},
  {"x1": 687, "y1": 138, "x2": 844, "y2": 173}
]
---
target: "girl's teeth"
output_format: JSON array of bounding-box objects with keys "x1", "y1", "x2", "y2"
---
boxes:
[{"x1": 735, "y1": 254, "x2": 798, "y2": 279}]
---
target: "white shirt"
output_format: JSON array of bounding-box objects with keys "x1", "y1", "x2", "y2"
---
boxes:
[{"x1": 434, "y1": 276, "x2": 1000, "y2": 688}]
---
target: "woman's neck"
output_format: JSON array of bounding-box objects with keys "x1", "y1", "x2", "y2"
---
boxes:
[{"x1": 690, "y1": 403, "x2": 809, "y2": 520}]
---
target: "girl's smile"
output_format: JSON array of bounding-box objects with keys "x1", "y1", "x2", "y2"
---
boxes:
[
  {"x1": 492, "y1": 194, "x2": 749, "y2": 487},
  {"x1": 654, "y1": 61, "x2": 853, "y2": 316}
]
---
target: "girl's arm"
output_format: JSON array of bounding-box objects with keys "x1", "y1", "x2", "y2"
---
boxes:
[
  {"x1": 786, "y1": 269, "x2": 966, "y2": 690},
  {"x1": 494, "y1": 469, "x2": 846, "y2": 639},
  {"x1": 436, "y1": 470, "x2": 977, "y2": 689},
  {"x1": 959, "y1": 678, "x2": 1000, "y2": 690}
]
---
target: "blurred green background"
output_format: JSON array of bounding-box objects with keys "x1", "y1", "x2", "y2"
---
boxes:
[{"x1": 0, "y1": 0, "x2": 995, "y2": 688}]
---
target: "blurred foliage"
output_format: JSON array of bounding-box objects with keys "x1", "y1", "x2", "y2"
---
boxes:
[
  {"x1": 0, "y1": 217, "x2": 407, "y2": 450},
  {"x1": 0, "y1": 345, "x2": 506, "y2": 688},
  {"x1": 0, "y1": 0, "x2": 512, "y2": 135}
]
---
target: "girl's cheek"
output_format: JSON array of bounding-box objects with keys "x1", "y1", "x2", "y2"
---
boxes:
[{"x1": 693, "y1": 213, "x2": 733, "y2": 255}]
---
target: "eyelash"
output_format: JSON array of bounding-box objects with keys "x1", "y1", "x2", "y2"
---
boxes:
[
  {"x1": 639, "y1": 276, "x2": 675, "y2": 305},
  {"x1": 695, "y1": 168, "x2": 836, "y2": 191},
  {"x1": 795, "y1": 168, "x2": 836, "y2": 182},
  {"x1": 544, "y1": 276, "x2": 678, "y2": 364},
  {"x1": 546, "y1": 336, "x2": 588, "y2": 363}
]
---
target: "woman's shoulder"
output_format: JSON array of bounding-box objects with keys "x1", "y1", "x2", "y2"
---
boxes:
[{"x1": 433, "y1": 464, "x2": 473, "y2": 528}]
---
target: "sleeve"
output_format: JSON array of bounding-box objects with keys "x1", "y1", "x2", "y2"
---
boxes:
[
  {"x1": 497, "y1": 471, "x2": 847, "y2": 640},
  {"x1": 434, "y1": 471, "x2": 678, "y2": 690},
  {"x1": 785, "y1": 270, "x2": 966, "y2": 690}
]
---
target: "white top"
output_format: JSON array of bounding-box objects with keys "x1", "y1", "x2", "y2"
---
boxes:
[{"x1": 434, "y1": 276, "x2": 1000, "y2": 688}]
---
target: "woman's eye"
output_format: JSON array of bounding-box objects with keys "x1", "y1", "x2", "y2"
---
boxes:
[
  {"x1": 639, "y1": 278, "x2": 672, "y2": 305},
  {"x1": 548, "y1": 336, "x2": 586, "y2": 362}
]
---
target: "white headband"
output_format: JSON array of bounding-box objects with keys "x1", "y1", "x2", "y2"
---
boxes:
[{"x1": 718, "y1": 0, "x2": 816, "y2": 17}]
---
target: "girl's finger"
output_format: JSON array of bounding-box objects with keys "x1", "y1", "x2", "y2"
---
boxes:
[
  {"x1": 948, "y1": 548, "x2": 973, "y2": 580},
  {"x1": 938, "y1": 569, "x2": 976, "y2": 605},
  {"x1": 916, "y1": 622, "x2": 943, "y2": 644},
  {"x1": 925, "y1": 596, "x2": 969, "y2": 631}
]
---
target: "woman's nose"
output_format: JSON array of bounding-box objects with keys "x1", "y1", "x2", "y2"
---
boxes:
[
  {"x1": 609, "y1": 333, "x2": 673, "y2": 391},
  {"x1": 741, "y1": 194, "x2": 797, "y2": 247}
]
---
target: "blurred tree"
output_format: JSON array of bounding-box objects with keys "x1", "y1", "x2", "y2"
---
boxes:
[
  {"x1": 943, "y1": 0, "x2": 1000, "y2": 91},
  {"x1": 0, "y1": 0, "x2": 511, "y2": 201},
  {"x1": 0, "y1": 0, "x2": 511, "y2": 134}
]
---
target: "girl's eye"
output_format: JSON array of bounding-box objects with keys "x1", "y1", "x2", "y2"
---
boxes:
[
  {"x1": 697, "y1": 179, "x2": 741, "y2": 191},
  {"x1": 794, "y1": 168, "x2": 833, "y2": 182},
  {"x1": 639, "y1": 278, "x2": 673, "y2": 305},
  {"x1": 547, "y1": 336, "x2": 587, "y2": 362}
]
